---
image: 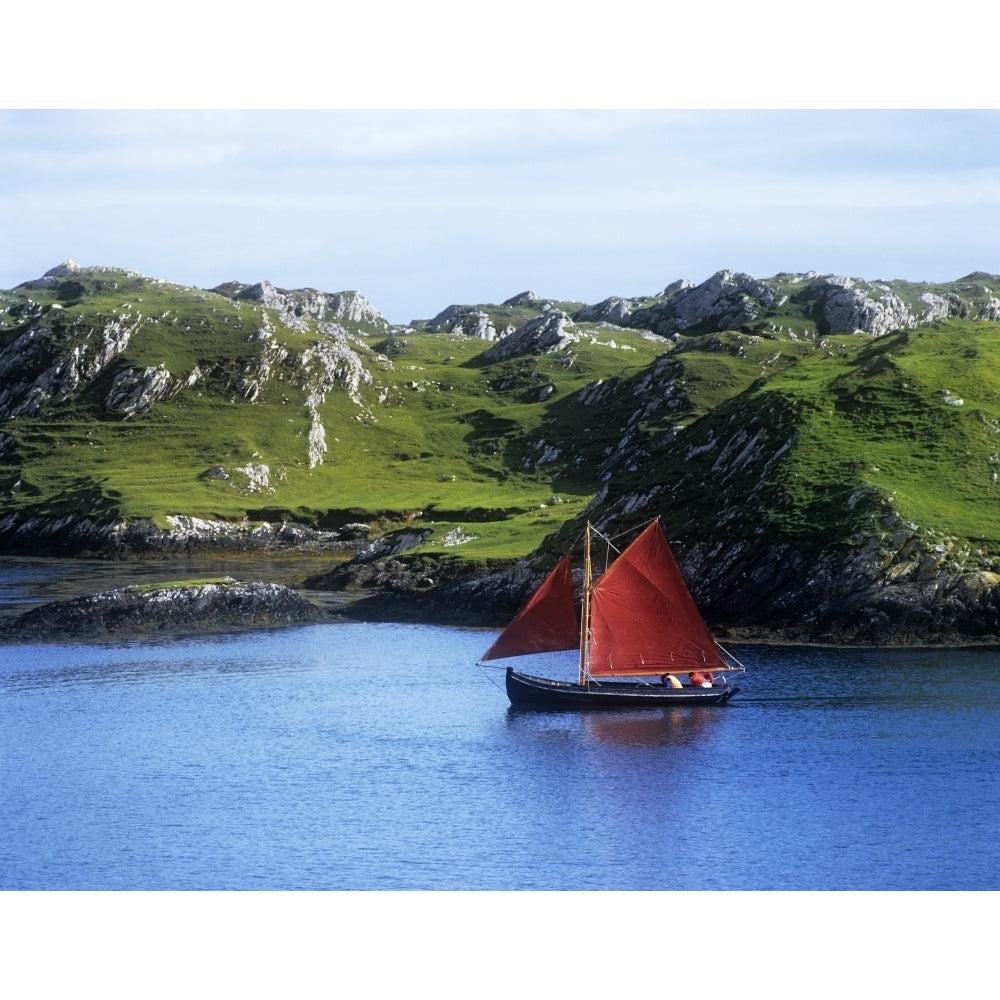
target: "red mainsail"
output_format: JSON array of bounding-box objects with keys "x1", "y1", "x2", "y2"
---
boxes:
[
  {"x1": 480, "y1": 553, "x2": 579, "y2": 661},
  {"x1": 587, "y1": 520, "x2": 725, "y2": 676}
]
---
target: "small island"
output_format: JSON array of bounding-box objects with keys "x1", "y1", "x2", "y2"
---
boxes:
[{"x1": 0, "y1": 579, "x2": 325, "y2": 642}]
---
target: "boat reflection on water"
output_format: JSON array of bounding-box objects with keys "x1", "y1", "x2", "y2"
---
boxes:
[
  {"x1": 581, "y1": 706, "x2": 719, "y2": 748},
  {"x1": 506, "y1": 704, "x2": 721, "y2": 749}
]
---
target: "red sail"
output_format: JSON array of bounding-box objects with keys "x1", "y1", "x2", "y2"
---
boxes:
[
  {"x1": 588, "y1": 521, "x2": 725, "y2": 676},
  {"x1": 481, "y1": 553, "x2": 579, "y2": 661}
]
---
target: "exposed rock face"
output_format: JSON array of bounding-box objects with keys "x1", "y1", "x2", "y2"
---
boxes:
[
  {"x1": 675, "y1": 529, "x2": 1000, "y2": 645},
  {"x1": 502, "y1": 290, "x2": 541, "y2": 307},
  {"x1": 428, "y1": 305, "x2": 501, "y2": 340},
  {"x1": 213, "y1": 279, "x2": 386, "y2": 330},
  {"x1": 815, "y1": 276, "x2": 915, "y2": 335},
  {"x1": 106, "y1": 364, "x2": 177, "y2": 416},
  {"x1": 302, "y1": 531, "x2": 478, "y2": 601},
  {"x1": 296, "y1": 333, "x2": 375, "y2": 467},
  {"x1": 374, "y1": 511, "x2": 1000, "y2": 643},
  {"x1": 0, "y1": 579, "x2": 324, "y2": 641},
  {"x1": 45, "y1": 259, "x2": 80, "y2": 279},
  {"x1": 0, "y1": 511, "x2": 365, "y2": 558},
  {"x1": 19, "y1": 259, "x2": 82, "y2": 287},
  {"x1": 453, "y1": 311, "x2": 498, "y2": 340},
  {"x1": 320, "y1": 551, "x2": 568, "y2": 628},
  {"x1": 0, "y1": 314, "x2": 143, "y2": 419},
  {"x1": 0, "y1": 265, "x2": 382, "y2": 478},
  {"x1": 618, "y1": 270, "x2": 998, "y2": 341},
  {"x1": 302, "y1": 526, "x2": 449, "y2": 595},
  {"x1": 473, "y1": 311, "x2": 575, "y2": 363},
  {"x1": 572, "y1": 296, "x2": 633, "y2": 325},
  {"x1": 629, "y1": 270, "x2": 782, "y2": 337},
  {"x1": 427, "y1": 304, "x2": 465, "y2": 328}
]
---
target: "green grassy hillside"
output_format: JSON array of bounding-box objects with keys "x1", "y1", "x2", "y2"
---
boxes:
[
  {"x1": 523, "y1": 319, "x2": 1000, "y2": 590},
  {"x1": 0, "y1": 268, "x2": 666, "y2": 557},
  {"x1": 5, "y1": 265, "x2": 1000, "y2": 581}
]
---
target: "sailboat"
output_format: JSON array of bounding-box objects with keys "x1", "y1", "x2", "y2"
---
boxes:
[{"x1": 480, "y1": 518, "x2": 743, "y2": 709}]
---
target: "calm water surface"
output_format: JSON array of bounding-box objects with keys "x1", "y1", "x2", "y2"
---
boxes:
[{"x1": 1, "y1": 560, "x2": 998, "y2": 890}]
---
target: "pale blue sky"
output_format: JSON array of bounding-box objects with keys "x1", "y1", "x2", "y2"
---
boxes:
[{"x1": 2, "y1": 110, "x2": 998, "y2": 324}]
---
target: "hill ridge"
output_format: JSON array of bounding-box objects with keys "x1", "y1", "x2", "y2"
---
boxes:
[{"x1": 5, "y1": 259, "x2": 1000, "y2": 642}]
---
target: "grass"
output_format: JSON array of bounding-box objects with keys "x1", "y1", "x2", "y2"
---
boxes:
[
  {"x1": 7, "y1": 266, "x2": 1000, "y2": 567},
  {"x1": 129, "y1": 577, "x2": 237, "y2": 592},
  {"x1": 760, "y1": 322, "x2": 1000, "y2": 546},
  {"x1": 1, "y1": 274, "x2": 671, "y2": 559}
]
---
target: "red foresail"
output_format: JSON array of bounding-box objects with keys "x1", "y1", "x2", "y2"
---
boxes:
[
  {"x1": 481, "y1": 553, "x2": 579, "y2": 661},
  {"x1": 588, "y1": 520, "x2": 725, "y2": 676}
]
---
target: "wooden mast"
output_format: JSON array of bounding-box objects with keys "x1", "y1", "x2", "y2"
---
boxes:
[{"x1": 578, "y1": 521, "x2": 593, "y2": 685}]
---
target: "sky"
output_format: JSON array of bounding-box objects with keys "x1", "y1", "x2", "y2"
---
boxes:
[
  {"x1": 3, "y1": 8, "x2": 999, "y2": 326},
  {"x1": 3, "y1": 109, "x2": 998, "y2": 325}
]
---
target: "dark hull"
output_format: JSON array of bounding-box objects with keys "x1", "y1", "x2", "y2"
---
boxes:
[{"x1": 505, "y1": 667, "x2": 739, "y2": 710}]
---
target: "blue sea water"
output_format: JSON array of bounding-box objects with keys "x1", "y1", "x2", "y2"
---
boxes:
[{"x1": 2, "y1": 562, "x2": 999, "y2": 890}]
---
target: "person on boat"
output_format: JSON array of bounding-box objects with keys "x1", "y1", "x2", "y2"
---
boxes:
[
  {"x1": 661, "y1": 673, "x2": 683, "y2": 689},
  {"x1": 689, "y1": 671, "x2": 715, "y2": 688}
]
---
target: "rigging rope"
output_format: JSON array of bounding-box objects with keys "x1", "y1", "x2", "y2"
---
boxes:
[{"x1": 476, "y1": 662, "x2": 509, "y2": 695}]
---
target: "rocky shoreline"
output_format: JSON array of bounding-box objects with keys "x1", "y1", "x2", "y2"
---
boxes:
[
  {"x1": 0, "y1": 511, "x2": 371, "y2": 559},
  {"x1": 2, "y1": 563, "x2": 998, "y2": 648},
  {"x1": 0, "y1": 579, "x2": 325, "y2": 642},
  {"x1": 315, "y1": 549, "x2": 1000, "y2": 647},
  {"x1": 3, "y1": 533, "x2": 1000, "y2": 647}
]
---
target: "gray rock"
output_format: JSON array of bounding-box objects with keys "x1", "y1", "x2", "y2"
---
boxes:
[
  {"x1": 43, "y1": 259, "x2": 80, "y2": 278},
  {"x1": 502, "y1": 290, "x2": 541, "y2": 307},
  {"x1": 452, "y1": 311, "x2": 498, "y2": 340},
  {"x1": 572, "y1": 297, "x2": 633, "y2": 324},
  {"x1": 816, "y1": 276, "x2": 913, "y2": 336},
  {"x1": 628, "y1": 270, "x2": 782, "y2": 337},
  {"x1": 0, "y1": 316, "x2": 141, "y2": 419},
  {"x1": 0, "y1": 510, "x2": 360, "y2": 558},
  {"x1": 428, "y1": 306, "x2": 498, "y2": 340},
  {"x1": 355, "y1": 529, "x2": 433, "y2": 562},
  {"x1": 473, "y1": 311, "x2": 575, "y2": 363},
  {"x1": 0, "y1": 579, "x2": 324, "y2": 641},
  {"x1": 215, "y1": 280, "x2": 386, "y2": 330},
  {"x1": 105, "y1": 364, "x2": 176, "y2": 416}
]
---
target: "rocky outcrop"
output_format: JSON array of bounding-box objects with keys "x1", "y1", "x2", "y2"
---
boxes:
[
  {"x1": 502, "y1": 290, "x2": 542, "y2": 307},
  {"x1": 213, "y1": 279, "x2": 386, "y2": 330},
  {"x1": 452, "y1": 311, "x2": 498, "y2": 340},
  {"x1": 0, "y1": 511, "x2": 367, "y2": 558},
  {"x1": 0, "y1": 264, "x2": 383, "y2": 478},
  {"x1": 813, "y1": 276, "x2": 918, "y2": 336},
  {"x1": 337, "y1": 513, "x2": 1000, "y2": 643},
  {"x1": 294, "y1": 334, "x2": 375, "y2": 466},
  {"x1": 472, "y1": 311, "x2": 575, "y2": 363},
  {"x1": 572, "y1": 296, "x2": 633, "y2": 325},
  {"x1": 628, "y1": 270, "x2": 783, "y2": 337},
  {"x1": 0, "y1": 312, "x2": 143, "y2": 419},
  {"x1": 620, "y1": 270, "x2": 1000, "y2": 341},
  {"x1": 660, "y1": 514, "x2": 1000, "y2": 645},
  {"x1": 427, "y1": 305, "x2": 504, "y2": 340},
  {"x1": 0, "y1": 579, "x2": 324, "y2": 642},
  {"x1": 301, "y1": 526, "x2": 478, "y2": 603},
  {"x1": 106, "y1": 364, "x2": 177, "y2": 416}
]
